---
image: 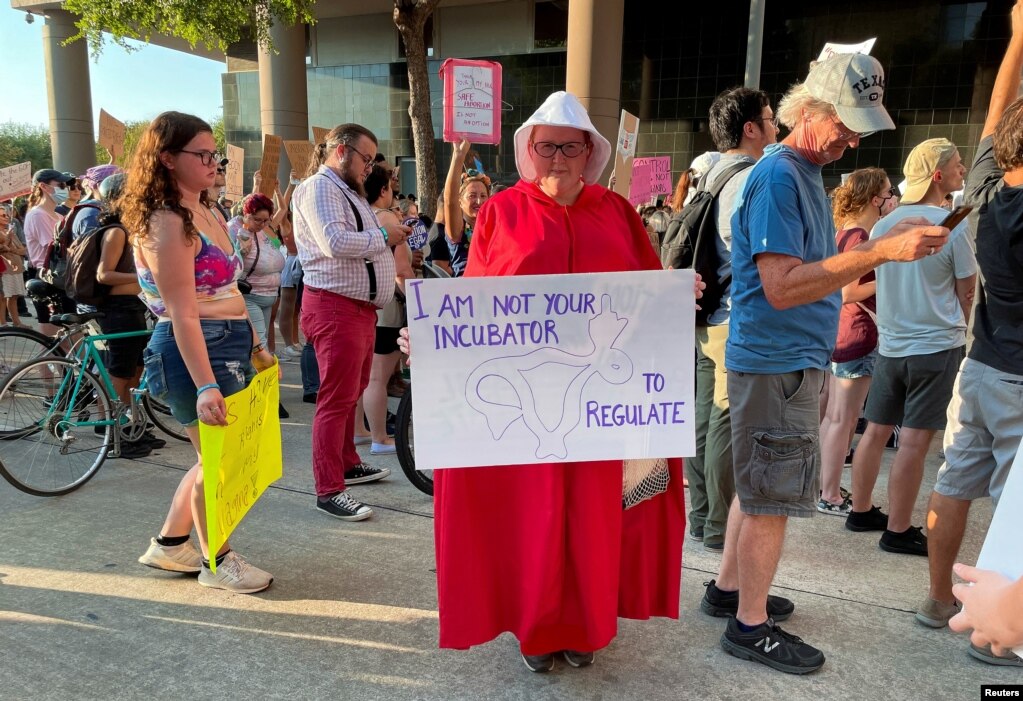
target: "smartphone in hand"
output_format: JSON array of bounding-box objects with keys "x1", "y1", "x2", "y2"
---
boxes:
[{"x1": 939, "y1": 205, "x2": 973, "y2": 230}]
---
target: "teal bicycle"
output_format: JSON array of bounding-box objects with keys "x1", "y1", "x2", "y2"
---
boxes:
[{"x1": 0, "y1": 312, "x2": 187, "y2": 496}]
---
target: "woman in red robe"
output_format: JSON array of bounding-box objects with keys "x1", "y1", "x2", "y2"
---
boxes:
[{"x1": 431, "y1": 92, "x2": 688, "y2": 672}]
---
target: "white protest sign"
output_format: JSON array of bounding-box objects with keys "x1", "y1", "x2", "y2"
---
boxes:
[
  {"x1": 817, "y1": 38, "x2": 876, "y2": 61},
  {"x1": 0, "y1": 161, "x2": 32, "y2": 201},
  {"x1": 442, "y1": 59, "x2": 503, "y2": 145},
  {"x1": 976, "y1": 437, "x2": 1023, "y2": 659},
  {"x1": 407, "y1": 270, "x2": 696, "y2": 469}
]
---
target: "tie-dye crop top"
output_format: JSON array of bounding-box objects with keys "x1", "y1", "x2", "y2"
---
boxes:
[{"x1": 135, "y1": 232, "x2": 243, "y2": 317}]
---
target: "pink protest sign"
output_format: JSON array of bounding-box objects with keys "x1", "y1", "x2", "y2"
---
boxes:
[
  {"x1": 441, "y1": 59, "x2": 503, "y2": 145},
  {"x1": 628, "y1": 161, "x2": 653, "y2": 206},
  {"x1": 634, "y1": 156, "x2": 672, "y2": 195}
]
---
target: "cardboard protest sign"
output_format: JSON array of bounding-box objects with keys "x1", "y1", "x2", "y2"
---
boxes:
[
  {"x1": 612, "y1": 110, "x2": 640, "y2": 199},
  {"x1": 224, "y1": 145, "x2": 245, "y2": 200},
  {"x1": 200, "y1": 361, "x2": 282, "y2": 573},
  {"x1": 0, "y1": 161, "x2": 32, "y2": 201},
  {"x1": 98, "y1": 109, "x2": 126, "y2": 161},
  {"x1": 257, "y1": 133, "x2": 283, "y2": 197},
  {"x1": 311, "y1": 126, "x2": 330, "y2": 145},
  {"x1": 976, "y1": 437, "x2": 1023, "y2": 659},
  {"x1": 441, "y1": 58, "x2": 503, "y2": 145},
  {"x1": 407, "y1": 270, "x2": 696, "y2": 469},
  {"x1": 628, "y1": 160, "x2": 653, "y2": 206},
  {"x1": 817, "y1": 38, "x2": 876, "y2": 61},
  {"x1": 283, "y1": 140, "x2": 314, "y2": 175}
]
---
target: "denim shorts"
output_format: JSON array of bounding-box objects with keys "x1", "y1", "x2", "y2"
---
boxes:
[
  {"x1": 143, "y1": 319, "x2": 255, "y2": 427},
  {"x1": 831, "y1": 349, "x2": 877, "y2": 380}
]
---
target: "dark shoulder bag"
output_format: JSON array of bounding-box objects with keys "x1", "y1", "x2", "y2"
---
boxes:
[{"x1": 237, "y1": 234, "x2": 260, "y2": 295}]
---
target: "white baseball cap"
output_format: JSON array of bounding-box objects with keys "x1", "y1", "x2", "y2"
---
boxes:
[{"x1": 805, "y1": 53, "x2": 896, "y2": 134}]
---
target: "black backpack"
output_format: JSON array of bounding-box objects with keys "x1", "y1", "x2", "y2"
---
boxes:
[
  {"x1": 40, "y1": 202, "x2": 101, "y2": 290},
  {"x1": 660, "y1": 160, "x2": 752, "y2": 325},
  {"x1": 64, "y1": 222, "x2": 121, "y2": 306}
]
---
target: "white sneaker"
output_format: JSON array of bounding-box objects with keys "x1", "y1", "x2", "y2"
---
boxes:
[
  {"x1": 138, "y1": 537, "x2": 202, "y2": 573},
  {"x1": 282, "y1": 345, "x2": 303, "y2": 360},
  {"x1": 198, "y1": 551, "x2": 274, "y2": 594}
]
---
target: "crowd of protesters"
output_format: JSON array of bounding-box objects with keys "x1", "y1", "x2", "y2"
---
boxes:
[{"x1": 2, "y1": 0, "x2": 1021, "y2": 678}]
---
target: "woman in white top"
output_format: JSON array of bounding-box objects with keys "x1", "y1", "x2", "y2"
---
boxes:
[{"x1": 24, "y1": 169, "x2": 76, "y2": 333}]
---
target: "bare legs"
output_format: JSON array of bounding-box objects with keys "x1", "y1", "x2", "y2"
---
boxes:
[
  {"x1": 851, "y1": 422, "x2": 893, "y2": 513},
  {"x1": 926, "y1": 492, "x2": 971, "y2": 604},
  {"x1": 886, "y1": 427, "x2": 935, "y2": 532},
  {"x1": 714, "y1": 496, "x2": 788, "y2": 625},
  {"x1": 365, "y1": 350, "x2": 400, "y2": 445},
  {"x1": 5, "y1": 296, "x2": 21, "y2": 326},
  {"x1": 819, "y1": 375, "x2": 871, "y2": 504},
  {"x1": 158, "y1": 425, "x2": 228, "y2": 558}
]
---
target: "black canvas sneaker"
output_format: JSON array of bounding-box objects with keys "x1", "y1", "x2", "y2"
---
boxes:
[
  {"x1": 344, "y1": 463, "x2": 391, "y2": 485},
  {"x1": 316, "y1": 491, "x2": 373, "y2": 521}
]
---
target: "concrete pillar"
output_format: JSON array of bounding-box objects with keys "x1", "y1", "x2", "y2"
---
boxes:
[
  {"x1": 257, "y1": 22, "x2": 309, "y2": 187},
  {"x1": 744, "y1": 0, "x2": 766, "y2": 89},
  {"x1": 42, "y1": 10, "x2": 95, "y2": 174},
  {"x1": 566, "y1": 0, "x2": 625, "y2": 183},
  {"x1": 639, "y1": 55, "x2": 656, "y2": 121}
]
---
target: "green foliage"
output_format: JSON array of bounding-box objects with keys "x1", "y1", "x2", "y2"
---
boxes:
[
  {"x1": 210, "y1": 115, "x2": 226, "y2": 154},
  {"x1": 62, "y1": 0, "x2": 317, "y2": 57},
  {"x1": 0, "y1": 123, "x2": 53, "y2": 171}
]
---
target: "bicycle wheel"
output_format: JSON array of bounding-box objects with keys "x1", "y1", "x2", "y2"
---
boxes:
[
  {"x1": 395, "y1": 388, "x2": 433, "y2": 496},
  {"x1": 0, "y1": 357, "x2": 112, "y2": 496},
  {"x1": 0, "y1": 327, "x2": 64, "y2": 381},
  {"x1": 141, "y1": 392, "x2": 189, "y2": 442}
]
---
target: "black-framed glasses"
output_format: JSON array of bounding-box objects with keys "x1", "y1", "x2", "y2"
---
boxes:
[
  {"x1": 345, "y1": 144, "x2": 374, "y2": 169},
  {"x1": 532, "y1": 141, "x2": 588, "y2": 159},
  {"x1": 179, "y1": 149, "x2": 219, "y2": 167}
]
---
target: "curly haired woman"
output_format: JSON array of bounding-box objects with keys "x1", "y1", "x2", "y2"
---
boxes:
[{"x1": 122, "y1": 111, "x2": 276, "y2": 594}]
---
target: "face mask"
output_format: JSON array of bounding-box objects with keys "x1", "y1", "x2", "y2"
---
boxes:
[{"x1": 51, "y1": 188, "x2": 69, "y2": 205}]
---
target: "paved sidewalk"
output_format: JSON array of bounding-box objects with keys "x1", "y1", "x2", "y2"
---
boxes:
[{"x1": 0, "y1": 358, "x2": 1016, "y2": 701}]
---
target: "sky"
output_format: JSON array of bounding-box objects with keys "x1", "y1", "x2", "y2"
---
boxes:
[{"x1": 0, "y1": 4, "x2": 225, "y2": 131}]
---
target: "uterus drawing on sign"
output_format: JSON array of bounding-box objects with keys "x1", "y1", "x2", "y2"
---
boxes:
[{"x1": 464, "y1": 294, "x2": 633, "y2": 460}]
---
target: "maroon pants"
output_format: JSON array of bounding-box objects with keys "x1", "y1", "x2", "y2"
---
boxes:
[{"x1": 301, "y1": 286, "x2": 377, "y2": 496}]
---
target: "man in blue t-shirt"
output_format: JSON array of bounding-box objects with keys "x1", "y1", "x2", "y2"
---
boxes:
[
  {"x1": 915, "y1": 6, "x2": 1023, "y2": 667},
  {"x1": 700, "y1": 52, "x2": 951, "y2": 675}
]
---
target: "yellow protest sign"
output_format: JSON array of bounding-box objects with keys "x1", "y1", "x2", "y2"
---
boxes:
[{"x1": 200, "y1": 361, "x2": 282, "y2": 572}]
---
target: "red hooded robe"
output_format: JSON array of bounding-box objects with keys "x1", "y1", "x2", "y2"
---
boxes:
[{"x1": 434, "y1": 179, "x2": 686, "y2": 655}]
